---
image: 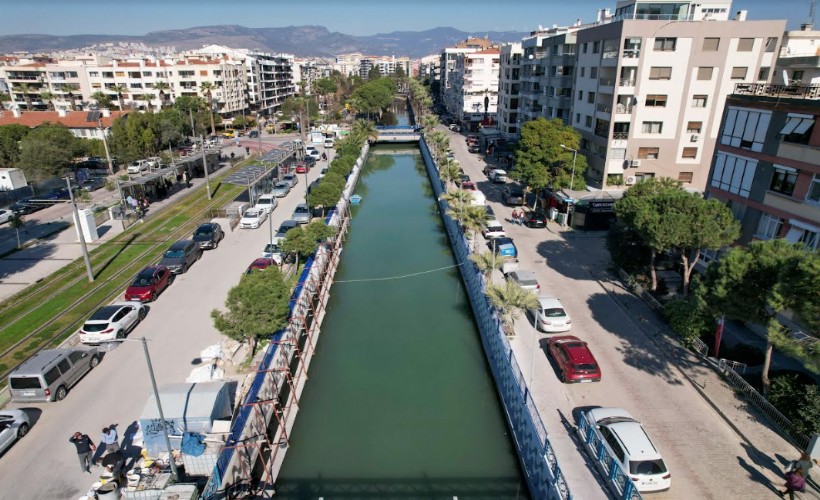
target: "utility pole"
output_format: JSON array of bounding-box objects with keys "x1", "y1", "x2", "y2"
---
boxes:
[
  {"x1": 560, "y1": 144, "x2": 578, "y2": 193},
  {"x1": 141, "y1": 337, "x2": 179, "y2": 481},
  {"x1": 66, "y1": 177, "x2": 94, "y2": 283},
  {"x1": 98, "y1": 117, "x2": 115, "y2": 175},
  {"x1": 200, "y1": 134, "x2": 212, "y2": 200}
]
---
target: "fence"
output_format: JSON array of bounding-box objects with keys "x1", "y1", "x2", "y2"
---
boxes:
[
  {"x1": 419, "y1": 137, "x2": 571, "y2": 500},
  {"x1": 576, "y1": 413, "x2": 641, "y2": 500}
]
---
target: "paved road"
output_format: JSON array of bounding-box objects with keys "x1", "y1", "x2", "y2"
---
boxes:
[
  {"x1": 445, "y1": 127, "x2": 803, "y2": 500},
  {"x1": 0, "y1": 147, "x2": 330, "y2": 499}
]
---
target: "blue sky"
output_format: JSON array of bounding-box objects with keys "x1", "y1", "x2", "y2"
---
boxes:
[{"x1": 3, "y1": 0, "x2": 810, "y2": 36}]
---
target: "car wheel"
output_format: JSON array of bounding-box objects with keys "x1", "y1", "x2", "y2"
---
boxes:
[
  {"x1": 17, "y1": 423, "x2": 29, "y2": 439},
  {"x1": 182, "y1": 264, "x2": 188, "y2": 274},
  {"x1": 55, "y1": 386, "x2": 68, "y2": 401},
  {"x1": 138, "y1": 308, "x2": 146, "y2": 321},
  {"x1": 213, "y1": 239, "x2": 219, "y2": 249},
  {"x1": 89, "y1": 356, "x2": 100, "y2": 369},
  {"x1": 150, "y1": 292, "x2": 157, "y2": 302}
]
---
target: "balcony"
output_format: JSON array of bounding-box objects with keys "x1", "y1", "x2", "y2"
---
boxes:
[
  {"x1": 614, "y1": 104, "x2": 633, "y2": 114},
  {"x1": 733, "y1": 83, "x2": 820, "y2": 100},
  {"x1": 596, "y1": 103, "x2": 612, "y2": 114},
  {"x1": 622, "y1": 49, "x2": 641, "y2": 59},
  {"x1": 612, "y1": 131, "x2": 629, "y2": 140},
  {"x1": 599, "y1": 77, "x2": 615, "y2": 88},
  {"x1": 595, "y1": 128, "x2": 610, "y2": 139},
  {"x1": 619, "y1": 78, "x2": 636, "y2": 87}
]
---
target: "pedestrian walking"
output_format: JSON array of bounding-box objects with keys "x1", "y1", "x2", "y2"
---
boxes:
[
  {"x1": 245, "y1": 146, "x2": 250, "y2": 156},
  {"x1": 792, "y1": 452, "x2": 818, "y2": 480},
  {"x1": 780, "y1": 466, "x2": 806, "y2": 499},
  {"x1": 100, "y1": 427, "x2": 119, "y2": 455},
  {"x1": 511, "y1": 209, "x2": 519, "y2": 225},
  {"x1": 69, "y1": 432, "x2": 96, "y2": 473},
  {"x1": 183, "y1": 171, "x2": 190, "y2": 188}
]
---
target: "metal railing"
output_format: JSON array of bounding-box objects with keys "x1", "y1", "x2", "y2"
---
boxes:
[
  {"x1": 612, "y1": 132, "x2": 629, "y2": 140},
  {"x1": 733, "y1": 83, "x2": 820, "y2": 100},
  {"x1": 598, "y1": 77, "x2": 616, "y2": 86},
  {"x1": 577, "y1": 412, "x2": 642, "y2": 500},
  {"x1": 596, "y1": 103, "x2": 612, "y2": 113},
  {"x1": 619, "y1": 78, "x2": 636, "y2": 86}
]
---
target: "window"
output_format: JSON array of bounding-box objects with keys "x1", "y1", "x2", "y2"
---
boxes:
[
  {"x1": 808, "y1": 175, "x2": 820, "y2": 203},
  {"x1": 769, "y1": 166, "x2": 797, "y2": 195},
  {"x1": 711, "y1": 153, "x2": 757, "y2": 197},
  {"x1": 580, "y1": 67, "x2": 585, "y2": 77},
  {"x1": 737, "y1": 38, "x2": 755, "y2": 51},
  {"x1": 654, "y1": 37, "x2": 677, "y2": 51},
  {"x1": 678, "y1": 172, "x2": 694, "y2": 183},
  {"x1": 756, "y1": 213, "x2": 782, "y2": 239},
  {"x1": 593, "y1": 41, "x2": 600, "y2": 53},
  {"x1": 721, "y1": 106, "x2": 771, "y2": 151},
  {"x1": 682, "y1": 147, "x2": 698, "y2": 159},
  {"x1": 583, "y1": 42, "x2": 588, "y2": 53},
  {"x1": 641, "y1": 121, "x2": 663, "y2": 134},
  {"x1": 44, "y1": 367, "x2": 61, "y2": 385},
  {"x1": 89, "y1": 71, "x2": 99, "y2": 77},
  {"x1": 587, "y1": 92, "x2": 595, "y2": 104},
  {"x1": 57, "y1": 359, "x2": 71, "y2": 374},
  {"x1": 590, "y1": 67, "x2": 598, "y2": 78},
  {"x1": 645, "y1": 94, "x2": 667, "y2": 107},
  {"x1": 764, "y1": 37, "x2": 778, "y2": 52},
  {"x1": 731, "y1": 67, "x2": 748, "y2": 80},
  {"x1": 791, "y1": 70, "x2": 805, "y2": 83},
  {"x1": 611, "y1": 148, "x2": 627, "y2": 160},
  {"x1": 649, "y1": 67, "x2": 672, "y2": 80},
  {"x1": 780, "y1": 113, "x2": 815, "y2": 145},
  {"x1": 578, "y1": 90, "x2": 583, "y2": 101},
  {"x1": 638, "y1": 147, "x2": 659, "y2": 159},
  {"x1": 687, "y1": 121, "x2": 703, "y2": 134},
  {"x1": 785, "y1": 222, "x2": 819, "y2": 250},
  {"x1": 697, "y1": 67, "x2": 713, "y2": 80},
  {"x1": 600, "y1": 427, "x2": 625, "y2": 462},
  {"x1": 703, "y1": 38, "x2": 720, "y2": 51},
  {"x1": 115, "y1": 71, "x2": 125, "y2": 77},
  {"x1": 758, "y1": 67, "x2": 770, "y2": 81},
  {"x1": 575, "y1": 113, "x2": 581, "y2": 123},
  {"x1": 585, "y1": 115, "x2": 593, "y2": 127},
  {"x1": 692, "y1": 95, "x2": 708, "y2": 108}
]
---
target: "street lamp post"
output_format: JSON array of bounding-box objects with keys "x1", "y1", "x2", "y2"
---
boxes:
[
  {"x1": 200, "y1": 134, "x2": 212, "y2": 200},
  {"x1": 98, "y1": 117, "x2": 115, "y2": 176},
  {"x1": 560, "y1": 144, "x2": 578, "y2": 192},
  {"x1": 66, "y1": 176, "x2": 94, "y2": 283}
]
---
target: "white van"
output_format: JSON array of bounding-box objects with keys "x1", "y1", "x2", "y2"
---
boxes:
[{"x1": 324, "y1": 137, "x2": 334, "y2": 148}]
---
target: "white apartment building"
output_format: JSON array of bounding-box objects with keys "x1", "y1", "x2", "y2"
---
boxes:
[
  {"x1": 357, "y1": 56, "x2": 412, "y2": 78},
  {"x1": 446, "y1": 49, "x2": 501, "y2": 130},
  {"x1": 497, "y1": 43, "x2": 523, "y2": 139},
  {"x1": 417, "y1": 54, "x2": 439, "y2": 80},
  {"x1": 573, "y1": 0, "x2": 786, "y2": 190},
  {"x1": 439, "y1": 37, "x2": 498, "y2": 120},
  {"x1": 775, "y1": 24, "x2": 820, "y2": 85},
  {"x1": 334, "y1": 53, "x2": 363, "y2": 77}
]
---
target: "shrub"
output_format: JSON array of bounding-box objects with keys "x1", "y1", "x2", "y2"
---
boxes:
[
  {"x1": 663, "y1": 297, "x2": 710, "y2": 347},
  {"x1": 767, "y1": 374, "x2": 820, "y2": 437},
  {"x1": 607, "y1": 222, "x2": 650, "y2": 275}
]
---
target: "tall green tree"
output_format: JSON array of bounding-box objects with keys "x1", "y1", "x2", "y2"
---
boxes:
[
  {"x1": 90, "y1": 91, "x2": 112, "y2": 110},
  {"x1": 485, "y1": 280, "x2": 540, "y2": 337},
  {"x1": 367, "y1": 66, "x2": 382, "y2": 80},
  {"x1": 211, "y1": 267, "x2": 291, "y2": 356},
  {"x1": 0, "y1": 124, "x2": 31, "y2": 168},
  {"x1": 153, "y1": 81, "x2": 170, "y2": 109},
  {"x1": 17, "y1": 123, "x2": 81, "y2": 182},
  {"x1": 281, "y1": 221, "x2": 336, "y2": 263},
  {"x1": 700, "y1": 240, "x2": 820, "y2": 392},
  {"x1": 199, "y1": 81, "x2": 217, "y2": 136}
]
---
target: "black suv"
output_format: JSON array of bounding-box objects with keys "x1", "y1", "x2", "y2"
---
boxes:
[
  {"x1": 192, "y1": 223, "x2": 224, "y2": 250},
  {"x1": 502, "y1": 186, "x2": 526, "y2": 206},
  {"x1": 159, "y1": 240, "x2": 202, "y2": 274}
]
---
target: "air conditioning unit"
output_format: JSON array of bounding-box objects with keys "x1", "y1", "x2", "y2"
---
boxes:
[
  {"x1": 625, "y1": 176, "x2": 637, "y2": 185},
  {"x1": 691, "y1": 134, "x2": 700, "y2": 142},
  {"x1": 630, "y1": 159, "x2": 642, "y2": 167}
]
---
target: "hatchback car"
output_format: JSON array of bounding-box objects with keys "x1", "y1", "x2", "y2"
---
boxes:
[
  {"x1": 0, "y1": 410, "x2": 31, "y2": 454},
  {"x1": 532, "y1": 295, "x2": 571, "y2": 332},
  {"x1": 482, "y1": 204, "x2": 496, "y2": 220},
  {"x1": 491, "y1": 237, "x2": 517, "y2": 258},
  {"x1": 489, "y1": 169, "x2": 507, "y2": 183},
  {"x1": 581, "y1": 408, "x2": 670, "y2": 492},
  {"x1": 291, "y1": 204, "x2": 311, "y2": 224},
  {"x1": 271, "y1": 182, "x2": 291, "y2": 198},
  {"x1": 159, "y1": 240, "x2": 202, "y2": 273},
  {"x1": 547, "y1": 336, "x2": 601, "y2": 383},
  {"x1": 482, "y1": 219, "x2": 506, "y2": 239},
  {"x1": 275, "y1": 220, "x2": 299, "y2": 239},
  {"x1": 461, "y1": 181, "x2": 477, "y2": 191},
  {"x1": 124, "y1": 265, "x2": 172, "y2": 302},
  {"x1": 507, "y1": 270, "x2": 540, "y2": 292},
  {"x1": 282, "y1": 173, "x2": 299, "y2": 187},
  {"x1": 523, "y1": 212, "x2": 548, "y2": 228},
  {"x1": 79, "y1": 301, "x2": 146, "y2": 344},
  {"x1": 192, "y1": 222, "x2": 224, "y2": 249},
  {"x1": 468, "y1": 144, "x2": 481, "y2": 154},
  {"x1": 8, "y1": 348, "x2": 100, "y2": 403},
  {"x1": 245, "y1": 257, "x2": 278, "y2": 274},
  {"x1": 502, "y1": 186, "x2": 526, "y2": 206},
  {"x1": 239, "y1": 208, "x2": 268, "y2": 229},
  {"x1": 294, "y1": 163, "x2": 309, "y2": 174}
]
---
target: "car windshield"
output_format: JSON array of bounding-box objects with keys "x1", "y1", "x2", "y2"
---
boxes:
[
  {"x1": 194, "y1": 228, "x2": 213, "y2": 236},
  {"x1": 164, "y1": 249, "x2": 184, "y2": 258},
  {"x1": 572, "y1": 363, "x2": 598, "y2": 372},
  {"x1": 295, "y1": 207, "x2": 309, "y2": 213},
  {"x1": 245, "y1": 211, "x2": 260, "y2": 218},
  {"x1": 518, "y1": 279, "x2": 538, "y2": 286},
  {"x1": 629, "y1": 459, "x2": 667, "y2": 475},
  {"x1": 542, "y1": 308, "x2": 566, "y2": 317},
  {"x1": 83, "y1": 322, "x2": 110, "y2": 332},
  {"x1": 257, "y1": 199, "x2": 272, "y2": 205},
  {"x1": 132, "y1": 275, "x2": 153, "y2": 287},
  {"x1": 264, "y1": 244, "x2": 282, "y2": 253},
  {"x1": 275, "y1": 183, "x2": 288, "y2": 189}
]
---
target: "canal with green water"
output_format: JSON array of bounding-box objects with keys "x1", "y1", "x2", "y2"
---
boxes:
[{"x1": 275, "y1": 116, "x2": 526, "y2": 499}]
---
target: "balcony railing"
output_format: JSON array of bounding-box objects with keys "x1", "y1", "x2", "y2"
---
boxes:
[
  {"x1": 596, "y1": 103, "x2": 612, "y2": 113},
  {"x1": 612, "y1": 131, "x2": 629, "y2": 140},
  {"x1": 613, "y1": 13, "x2": 694, "y2": 21},
  {"x1": 595, "y1": 128, "x2": 610, "y2": 138},
  {"x1": 599, "y1": 77, "x2": 615, "y2": 87},
  {"x1": 619, "y1": 78, "x2": 636, "y2": 87},
  {"x1": 733, "y1": 83, "x2": 820, "y2": 100},
  {"x1": 614, "y1": 104, "x2": 632, "y2": 114},
  {"x1": 622, "y1": 49, "x2": 641, "y2": 58}
]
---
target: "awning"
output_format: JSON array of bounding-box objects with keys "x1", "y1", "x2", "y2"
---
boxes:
[{"x1": 780, "y1": 113, "x2": 815, "y2": 135}]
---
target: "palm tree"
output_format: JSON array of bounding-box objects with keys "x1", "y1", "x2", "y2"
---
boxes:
[
  {"x1": 138, "y1": 93, "x2": 155, "y2": 112},
  {"x1": 351, "y1": 118, "x2": 377, "y2": 144},
  {"x1": 427, "y1": 130, "x2": 446, "y2": 159},
  {"x1": 9, "y1": 213, "x2": 24, "y2": 249},
  {"x1": 470, "y1": 251, "x2": 505, "y2": 280},
  {"x1": 199, "y1": 81, "x2": 217, "y2": 136},
  {"x1": 485, "y1": 281, "x2": 540, "y2": 338},
  {"x1": 39, "y1": 90, "x2": 56, "y2": 111},
  {"x1": 439, "y1": 160, "x2": 462, "y2": 191},
  {"x1": 460, "y1": 204, "x2": 489, "y2": 252},
  {"x1": 434, "y1": 134, "x2": 450, "y2": 160},
  {"x1": 90, "y1": 91, "x2": 112, "y2": 109},
  {"x1": 440, "y1": 189, "x2": 473, "y2": 222},
  {"x1": 15, "y1": 83, "x2": 33, "y2": 109},
  {"x1": 153, "y1": 81, "x2": 170, "y2": 109},
  {"x1": 111, "y1": 84, "x2": 127, "y2": 110},
  {"x1": 420, "y1": 114, "x2": 438, "y2": 134},
  {"x1": 59, "y1": 84, "x2": 78, "y2": 110}
]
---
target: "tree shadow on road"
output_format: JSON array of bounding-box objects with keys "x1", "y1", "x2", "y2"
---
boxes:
[{"x1": 0, "y1": 240, "x2": 59, "y2": 283}]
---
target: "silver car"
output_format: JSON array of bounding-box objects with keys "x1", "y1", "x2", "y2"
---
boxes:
[
  {"x1": 282, "y1": 173, "x2": 298, "y2": 187},
  {"x1": 0, "y1": 410, "x2": 30, "y2": 454},
  {"x1": 270, "y1": 181, "x2": 291, "y2": 198},
  {"x1": 291, "y1": 204, "x2": 311, "y2": 224},
  {"x1": 506, "y1": 270, "x2": 540, "y2": 292}
]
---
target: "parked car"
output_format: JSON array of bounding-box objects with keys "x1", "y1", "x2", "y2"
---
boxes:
[
  {"x1": 80, "y1": 177, "x2": 106, "y2": 192},
  {"x1": 491, "y1": 237, "x2": 517, "y2": 258},
  {"x1": 245, "y1": 257, "x2": 278, "y2": 274},
  {"x1": 448, "y1": 124, "x2": 461, "y2": 132},
  {"x1": 275, "y1": 220, "x2": 299, "y2": 239},
  {"x1": 294, "y1": 163, "x2": 309, "y2": 174},
  {"x1": 580, "y1": 408, "x2": 670, "y2": 492},
  {"x1": 239, "y1": 208, "x2": 268, "y2": 229},
  {"x1": 0, "y1": 409, "x2": 31, "y2": 454},
  {"x1": 124, "y1": 265, "x2": 173, "y2": 302},
  {"x1": 254, "y1": 194, "x2": 278, "y2": 215},
  {"x1": 461, "y1": 181, "x2": 477, "y2": 191},
  {"x1": 306, "y1": 149, "x2": 321, "y2": 160},
  {"x1": 324, "y1": 138, "x2": 334, "y2": 148},
  {"x1": 547, "y1": 336, "x2": 601, "y2": 383},
  {"x1": 466, "y1": 135, "x2": 479, "y2": 144},
  {"x1": 0, "y1": 209, "x2": 13, "y2": 225},
  {"x1": 126, "y1": 160, "x2": 149, "y2": 174},
  {"x1": 9, "y1": 199, "x2": 44, "y2": 215},
  {"x1": 468, "y1": 144, "x2": 481, "y2": 154},
  {"x1": 304, "y1": 156, "x2": 317, "y2": 168},
  {"x1": 455, "y1": 174, "x2": 471, "y2": 187},
  {"x1": 270, "y1": 181, "x2": 291, "y2": 198},
  {"x1": 262, "y1": 239, "x2": 285, "y2": 265},
  {"x1": 8, "y1": 348, "x2": 100, "y2": 402},
  {"x1": 79, "y1": 301, "x2": 146, "y2": 344},
  {"x1": 507, "y1": 270, "x2": 540, "y2": 292},
  {"x1": 282, "y1": 173, "x2": 299, "y2": 187},
  {"x1": 523, "y1": 211, "x2": 548, "y2": 228},
  {"x1": 291, "y1": 203, "x2": 311, "y2": 224},
  {"x1": 159, "y1": 240, "x2": 202, "y2": 273},
  {"x1": 532, "y1": 295, "x2": 571, "y2": 332},
  {"x1": 319, "y1": 167, "x2": 329, "y2": 178},
  {"x1": 482, "y1": 219, "x2": 506, "y2": 239},
  {"x1": 502, "y1": 186, "x2": 526, "y2": 206},
  {"x1": 489, "y1": 169, "x2": 508, "y2": 183},
  {"x1": 482, "y1": 204, "x2": 496, "y2": 220},
  {"x1": 192, "y1": 222, "x2": 224, "y2": 250}
]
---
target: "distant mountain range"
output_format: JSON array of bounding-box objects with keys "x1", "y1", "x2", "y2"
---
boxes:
[{"x1": 0, "y1": 25, "x2": 528, "y2": 58}]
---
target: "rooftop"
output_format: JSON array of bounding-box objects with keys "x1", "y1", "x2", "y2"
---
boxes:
[{"x1": 732, "y1": 83, "x2": 820, "y2": 100}]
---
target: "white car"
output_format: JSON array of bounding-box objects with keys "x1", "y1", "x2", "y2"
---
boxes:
[
  {"x1": 531, "y1": 295, "x2": 571, "y2": 332},
  {"x1": 0, "y1": 209, "x2": 13, "y2": 225},
  {"x1": 489, "y1": 169, "x2": 508, "y2": 183},
  {"x1": 79, "y1": 301, "x2": 146, "y2": 344},
  {"x1": 126, "y1": 160, "x2": 149, "y2": 174},
  {"x1": 0, "y1": 410, "x2": 30, "y2": 455},
  {"x1": 262, "y1": 238, "x2": 285, "y2": 265},
  {"x1": 239, "y1": 208, "x2": 267, "y2": 229},
  {"x1": 580, "y1": 407, "x2": 671, "y2": 492},
  {"x1": 254, "y1": 194, "x2": 278, "y2": 215},
  {"x1": 482, "y1": 219, "x2": 506, "y2": 239}
]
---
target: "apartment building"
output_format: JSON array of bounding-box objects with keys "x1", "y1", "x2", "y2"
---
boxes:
[
  {"x1": 775, "y1": 24, "x2": 820, "y2": 85},
  {"x1": 573, "y1": 0, "x2": 786, "y2": 190},
  {"x1": 497, "y1": 43, "x2": 523, "y2": 139},
  {"x1": 445, "y1": 48, "x2": 501, "y2": 130},
  {"x1": 439, "y1": 37, "x2": 498, "y2": 117},
  {"x1": 357, "y1": 56, "x2": 411, "y2": 79},
  {"x1": 704, "y1": 83, "x2": 819, "y2": 253},
  {"x1": 334, "y1": 53, "x2": 363, "y2": 78}
]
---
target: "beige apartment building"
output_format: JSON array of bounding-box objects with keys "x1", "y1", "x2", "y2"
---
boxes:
[{"x1": 573, "y1": 1, "x2": 786, "y2": 190}]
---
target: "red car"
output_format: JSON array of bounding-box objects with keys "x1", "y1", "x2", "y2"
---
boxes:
[
  {"x1": 245, "y1": 258, "x2": 278, "y2": 274},
  {"x1": 294, "y1": 163, "x2": 308, "y2": 174},
  {"x1": 461, "y1": 181, "x2": 477, "y2": 191},
  {"x1": 547, "y1": 336, "x2": 602, "y2": 383},
  {"x1": 124, "y1": 265, "x2": 173, "y2": 302}
]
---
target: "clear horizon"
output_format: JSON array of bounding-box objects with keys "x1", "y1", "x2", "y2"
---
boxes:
[{"x1": 2, "y1": 0, "x2": 809, "y2": 37}]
